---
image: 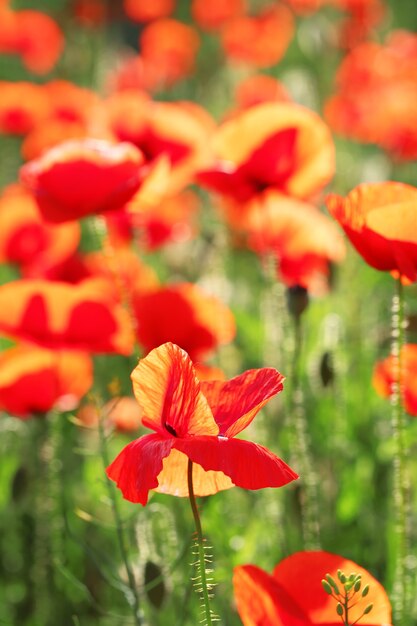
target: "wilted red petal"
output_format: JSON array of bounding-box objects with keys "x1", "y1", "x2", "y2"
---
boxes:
[
  {"x1": 272, "y1": 551, "x2": 392, "y2": 625},
  {"x1": 174, "y1": 436, "x2": 298, "y2": 489},
  {"x1": 106, "y1": 433, "x2": 174, "y2": 505},
  {"x1": 234, "y1": 565, "x2": 309, "y2": 626},
  {"x1": 130, "y1": 343, "x2": 218, "y2": 437},
  {"x1": 200, "y1": 368, "x2": 284, "y2": 437}
]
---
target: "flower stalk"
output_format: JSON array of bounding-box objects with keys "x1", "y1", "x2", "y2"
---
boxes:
[
  {"x1": 390, "y1": 278, "x2": 409, "y2": 623},
  {"x1": 187, "y1": 459, "x2": 216, "y2": 626}
]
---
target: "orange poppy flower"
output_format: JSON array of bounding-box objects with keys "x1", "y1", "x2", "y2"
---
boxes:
[
  {"x1": 221, "y1": 5, "x2": 294, "y2": 68},
  {"x1": 373, "y1": 345, "x2": 417, "y2": 416},
  {"x1": 20, "y1": 139, "x2": 145, "y2": 223},
  {"x1": 140, "y1": 19, "x2": 200, "y2": 86},
  {"x1": 248, "y1": 192, "x2": 345, "y2": 293},
  {"x1": 102, "y1": 93, "x2": 213, "y2": 199},
  {"x1": 0, "y1": 183, "x2": 80, "y2": 274},
  {"x1": 133, "y1": 283, "x2": 236, "y2": 361},
  {"x1": 234, "y1": 551, "x2": 392, "y2": 625},
  {"x1": 194, "y1": 363, "x2": 226, "y2": 381},
  {"x1": 124, "y1": 0, "x2": 175, "y2": 23},
  {"x1": 72, "y1": 0, "x2": 108, "y2": 26},
  {"x1": 0, "y1": 82, "x2": 49, "y2": 136},
  {"x1": 191, "y1": 0, "x2": 246, "y2": 31},
  {"x1": 326, "y1": 182, "x2": 417, "y2": 282},
  {"x1": 0, "y1": 279, "x2": 134, "y2": 354},
  {"x1": 106, "y1": 54, "x2": 161, "y2": 93},
  {"x1": 0, "y1": 9, "x2": 64, "y2": 74},
  {"x1": 106, "y1": 342, "x2": 297, "y2": 504},
  {"x1": 198, "y1": 102, "x2": 335, "y2": 207},
  {"x1": 0, "y1": 345, "x2": 93, "y2": 419}
]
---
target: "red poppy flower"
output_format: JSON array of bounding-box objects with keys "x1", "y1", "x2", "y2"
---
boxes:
[
  {"x1": 20, "y1": 139, "x2": 145, "y2": 223},
  {"x1": 0, "y1": 183, "x2": 80, "y2": 274},
  {"x1": 198, "y1": 102, "x2": 335, "y2": 206},
  {"x1": 0, "y1": 279, "x2": 134, "y2": 354},
  {"x1": 234, "y1": 75, "x2": 291, "y2": 112},
  {"x1": 140, "y1": 19, "x2": 200, "y2": 86},
  {"x1": 326, "y1": 182, "x2": 417, "y2": 282},
  {"x1": 0, "y1": 81, "x2": 49, "y2": 136},
  {"x1": 101, "y1": 93, "x2": 213, "y2": 200},
  {"x1": 234, "y1": 551, "x2": 392, "y2": 625},
  {"x1": 124, "y1": 0, "x2": 175, "y2": 23},
  {"x1": 0, "y1": 345, "x2": 93, "y2": 419},
  {"x1": 133, "y1": 283, "x2": 236, "y2": 361},
  {"x1": 373, "y1": 345, "x2": 417, "y2": 416},
  {"x1": 221, "y1": 5, "x2": 294, "y2": 68},
  {"x1": 107, "y1": 342, "x2": 297, "y2": 504},
  {"x1": 0, "y1": 9, "x2": 64, "y2": 74},
  {"x1": 247, "y1": 191, "x2": 345, "y2": 293},
  {"x1": 191, "y1": 0, "x2": 246, "y2": 31}
]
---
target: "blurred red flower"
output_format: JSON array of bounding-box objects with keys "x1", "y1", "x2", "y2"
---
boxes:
[
  {"x1": 248, "y1": 192, "x2": 345, "y2": 293},
  {"x1": 77, "y1": 396, "x2": 143, "y2": 432},
  {"x1": 0, "y1": 345, "x2": 93, "y2": 419},
  {"x1": 191, "y1": 0, "x2": 246, "y2": 31},
  {"x1": 0, "y1": 82, "x2": 49, "y2": 136},
  {"x1": 373, "y1": 345, "x2": 417, "y2": 416},
  {"x1": 198, "y1": 102, "x2": 335, "y2": 221},
  {"x1": 140, "y1": 19, "x2": 200, "y2": 86},
  {"x1": 234, "y1": 75, "x2": 291, "y2": 112},
  {"x1": 325, "y1": 32, "x2": 417, "y2": 160},
  {"x1": 133, "y1": 283, "x2": 236, "y2": 361},
  {"x1": 0, "y1": 279, "x2": 134, "y2": 354},
  {"x1": 21, "y1": 139, "x2": 145, "y2": 222},
  {"x1": 221, "y1": 5, "x2": 294, "y2": 68},
  {"x1": 0, "y1": 8, "x2": 64, "y2": 74},
  {"x1": 234, "y1": 551, "x2": 392, "y2": 625},
  {"x1": 327, "y1": 182, "x2": 417, "y2": 282},
  {"x1": 0, "y1": 183, "x2": 80, "y2": 275},
  {"x1": 107, "y1": 342, "x2": 297, "y2": 504},
  {"x1": 124, "y1": 0, "x2": 175, "y2": 23}
]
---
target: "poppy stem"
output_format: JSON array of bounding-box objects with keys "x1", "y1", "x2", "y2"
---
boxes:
[
  {"x1": 290, "y1": 315, "x2": 320, "y2": 550},
  {"x1": 187, "y1": 459, "x2": 215, "y2": 626},
  {"x1": 97, "y1": 412, "x2": 142, "y2": 625},
  {"x1": 391, "y1": 278, "x2": 409, "y2": 623}
]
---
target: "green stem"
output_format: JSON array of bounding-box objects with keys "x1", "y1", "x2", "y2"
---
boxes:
[
  {"x1": 98, "y1": 415, "x2": 142, "y2": 625},
  {"x1": 187, "y1": 459, "x2": 214, "y2": 626},
  {"x1": 391, "y1": 278, "x2": 409, "y2": 623},
  {"x1": 291, "y1": 316, "x2": 320, "y2": 550}
]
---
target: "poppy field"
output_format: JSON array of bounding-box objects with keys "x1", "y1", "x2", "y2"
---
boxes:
[{"x1": 1, "y1": 0, "x2": 417, "y2": 625}]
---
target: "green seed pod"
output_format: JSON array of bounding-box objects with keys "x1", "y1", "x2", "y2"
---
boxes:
[
  {"x1": 339, "y1": 572, "x2": 347, "y2": 584},
  {"x1": 321, "y1": 580, "x2": 333, "y2": 595},
  {"x1": 336, "y1": 603, "x2": 344, "y2": 616},
  {"x1": 344, "y1": 581, "x2": 353, "y2": 592},
  {"x1": 362, "y1": 585, "x2": 370, "y2": 597},
  {"x1": 349, "y1": 573, "x2": 356, "y2": 581},
  {"x1": 325, "y1": 574, "x2": 340, "y2": 594},
  {"x1": 354, "y1": 579, "x2": 361, "y2": 592},
  {"x1": 363, "y1": 603, "x2": 374, "y2": 615}
]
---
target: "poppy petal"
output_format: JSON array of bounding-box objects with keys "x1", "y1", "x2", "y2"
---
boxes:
[
  {"x1": 131, "y1": 343, "x2": 218, "y2": 437},
  {"x1": 155, "y1": 447, "x2": 233, "y2": 497},
  {"x1": 200, "y1": 368, "x2": 284, "y2": 437},
  {"x1": 174, "y1": 436, "x2": 298, "y2": 489},
  {"x1": 233, "y1": 564, "x2": 309, "y2": 626},
  {"x1": 106, "y1": 433, "x2": 173, "y2": 505},
  {"x1": 272, "y1": 551, "x2": 392, "y2": 625}
]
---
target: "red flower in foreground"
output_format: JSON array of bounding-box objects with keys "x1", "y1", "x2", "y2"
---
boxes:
[
  {"x1": 327, "y1": 182, "x2": 417, "y2": 282},
  {"x1": 107, "y1": 343, "x2": 297, "y2": 505},
  {"x1": 234, "y1": 551, "x2": 392, "y2": 625},
  {"x1": 373, "y1": 344, "x2": 417, "y2": 416},
  {"x1": 21, "y1": 139, "x2": 145, "y2": 223}
]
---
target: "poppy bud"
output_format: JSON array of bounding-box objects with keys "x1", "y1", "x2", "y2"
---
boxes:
[{"x1": 286, "y1": 285, "x2": 309, "y2": 319}]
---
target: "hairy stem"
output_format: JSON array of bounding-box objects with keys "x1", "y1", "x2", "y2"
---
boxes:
[
  {"x1": 391, "y1": 278, "x2": 409, "y2": 623},
  {"x1": 98, "y1": 415, "x2": 142, "y2": 625},
  {"x1": 187, "y1": 459, "x2": 215, "y2": 626}
]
